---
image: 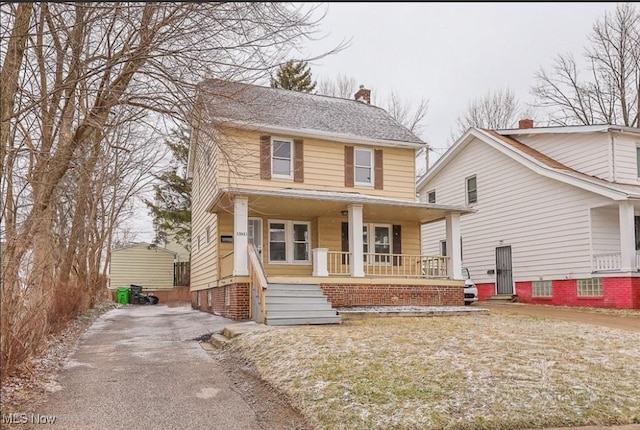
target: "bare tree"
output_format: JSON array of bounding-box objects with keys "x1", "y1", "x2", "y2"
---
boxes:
[
  {"x1": 1, "y1": 2, "x2": 340, "y2": 378},
  {"x1": 532, "y1": 3, "x2": 640, "y2": 127},
  {"x1": 452, "y1": 87, "x2": 523, "y2": 143},
  {"x1": 316, "y1": 73, "x2": 359, "y2": 99}
]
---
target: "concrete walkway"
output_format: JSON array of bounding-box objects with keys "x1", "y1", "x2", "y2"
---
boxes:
[{"x1": 31, "y1": 304, "x2": 265, "y2": 430}]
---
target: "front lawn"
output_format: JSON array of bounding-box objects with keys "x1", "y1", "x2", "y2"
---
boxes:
[{"x1": 229, "y1": 313, "x2": 640, "y2": 430}]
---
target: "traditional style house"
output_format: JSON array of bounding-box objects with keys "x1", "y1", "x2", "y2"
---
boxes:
[
  {"x1": 418, "y1": 121, "x2": 640, "y2": 309},
  {"x1": 187, "y1": 79, "x2": 472, "y2": 325}
]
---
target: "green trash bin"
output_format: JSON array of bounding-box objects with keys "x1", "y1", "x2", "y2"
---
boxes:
[{"x1": 117, "y1": 287, "x2": 129, "y2": 304}]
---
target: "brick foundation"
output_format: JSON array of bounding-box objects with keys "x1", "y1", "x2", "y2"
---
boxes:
[
  {"x1": 191, "y1": 283, "x2": 250, "y2": 320},
  {"x1": 320, "y1": 283, "x2": 464, "y2": 307},
  {"x1": 478, "y1": 277, "x2": 640, "y2": 309}
]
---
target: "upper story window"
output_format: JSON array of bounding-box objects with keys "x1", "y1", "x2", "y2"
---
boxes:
[
  {"x1": 427, "y1": 190, "x2": 436, "y2": 203},
  {"x1": 354, "y1": 148, "x2": 374, "y2": 186},
  {"x1": 466, "y1": 175, "x2": 477, "y2": 205},
  {"x1": 272, "y1": 138, "x2": 293, "y2": 179},
  {"x1": 345, "y1": 146, "x2": 383, "y2": 190},
  {"x1": 260, "y1": 135, "x2": 304, "y2": 182},
  {"x1": 636, "y1": 146, "x2": 640, "y2": 178}
]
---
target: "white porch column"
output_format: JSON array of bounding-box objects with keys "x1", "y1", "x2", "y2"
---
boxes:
[
  {"x1": 233, "y1": 196, "x2": 249, "y2": 276},
  {"x1": 312, "y1": 248, "x2": 329, "y2": 277},
  {"x1": 619, "y1": 200, "x2": 635, "y2": 271},
  {"x1": 445, "y1": 212, "x2": 463, "y2": 280},
  {"x1": 348, "y1": 204, "x2": 365, "y2": 277}
]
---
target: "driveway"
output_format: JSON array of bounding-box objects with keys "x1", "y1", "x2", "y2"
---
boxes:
[
  {"x1": 27, "y1": 304, "x2": 306, "y2": 430},
  {"x1": 476, "y1": 302, "x2": 640, "y2": 332}
]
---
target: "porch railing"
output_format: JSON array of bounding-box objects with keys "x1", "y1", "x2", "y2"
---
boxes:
[
  {"x1": 248, "y1": 244, "x2": 268, "y2": 323},
  {"x1": 593, "y1": 251, "x2": 640, "y2": 271},
  {"x1": 326, "y1": 251, "x2": 448, "y2": 278}
]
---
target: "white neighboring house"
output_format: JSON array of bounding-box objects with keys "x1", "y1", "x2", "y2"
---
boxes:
[{"x1": 417, "y1": 120, "x2": 640, "y2": 309}]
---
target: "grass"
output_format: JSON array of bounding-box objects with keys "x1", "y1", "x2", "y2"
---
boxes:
[{"x1": 229, "y1": 313, "x2": 640, "y2": 430}]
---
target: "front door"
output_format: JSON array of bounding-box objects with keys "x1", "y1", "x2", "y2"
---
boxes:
[
  {"x1": 495, "y1": 245, "x2": 513, "y2": 294},
  {"x1": 248, "y1": 218, "x2": 263, "y2": 261}
]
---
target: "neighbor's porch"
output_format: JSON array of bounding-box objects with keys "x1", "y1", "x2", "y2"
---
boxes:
[{"x1": 591, "y1": 201, "x2": 640, "y2": 273}]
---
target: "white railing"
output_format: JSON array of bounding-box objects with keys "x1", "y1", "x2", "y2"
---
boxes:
[
  {"x1": 326, "y1": 251, "x2": 351, "y2": 275},
  {"x1": 325, "y1": 251, "x2": 448, "y2": 278},
  {"x1": 593, "y1": 251, "x2": 640, "y2": 271}
]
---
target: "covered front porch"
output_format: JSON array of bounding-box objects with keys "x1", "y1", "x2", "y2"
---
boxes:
[
  {"x1": 211, "y1": 187, "x2": 472, "y2": 283},
  {"x1": 591, "y1": 201, "x2": 640, "y2": 273}
]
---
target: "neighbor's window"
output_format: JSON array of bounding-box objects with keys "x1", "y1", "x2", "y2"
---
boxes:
[
  {"x1": 268, "y1": 220, "x2": 310, "y2": 263},
  {"x1": 636, "y1": 146, "x2": 640, "y2": 177},
  {"x1": 207, "y1": 291, "x2": 212, "y2": 306},
  {"x1": 466, "y1": 175, "x2": 477, "y2": 204},
  {"x1": 427, "y1": 190, "x2": 436, "y2": 203},
  {"x1": 354, "y1": 147, "x2": 374, "y2": 185},
  {"x1": 206, "y1": 226, "x2": 210, "y2": 243},
  {"x1": 577, "y1": 278, "x2": 603, "y2": 296},
  {"x1": 532, "y1": 280, "x2": 552, "y2": 297},
  {"x1": 272, "y1": 138, "x2": 293, "y2": 178}
]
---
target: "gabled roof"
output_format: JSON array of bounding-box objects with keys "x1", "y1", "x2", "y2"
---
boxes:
[
  {"x1": 417, "y1": 127, "x2": 640, "y2": 201},
  {"x1": 195, "y1": 79, "x2": 426, "y2": 147},
  {"x1": 112, "y1": 242, "x2": 177, "y2": 255}
]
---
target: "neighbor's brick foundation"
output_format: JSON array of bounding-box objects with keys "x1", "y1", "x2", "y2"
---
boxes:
[
  {"x1": 479, "y1": 277, "x2": 640, "y2": 309},
  {"x1": 320, "y1": 283, "x2": 464, "y2": 307},
  {"x1": 191, "y1": 283, "x2": 250, "y2": 319}
]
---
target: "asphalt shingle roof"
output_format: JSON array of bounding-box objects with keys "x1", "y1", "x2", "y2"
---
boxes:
[{"x1": 197, "y1": 79, "x2": 425, "y2": 145}]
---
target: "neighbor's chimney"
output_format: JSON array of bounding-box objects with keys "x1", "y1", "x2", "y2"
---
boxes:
[
  {"x1": 518, "y1": 118, "x2": 534, "y2": 129},
  {"x1": 354, "y1": 85, "x2": 371, "y2": 104}
]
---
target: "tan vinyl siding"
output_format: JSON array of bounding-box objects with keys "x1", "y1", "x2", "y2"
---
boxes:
[
  {"x1": 215, "y1": 128, "x2": 417, "y2": 201},
  {"x1": 109, "y1": 244, "x2": 175, "y2": 289},
  {"x1": 190, "y1": 128, "x2": 219, "y2": 291},
  {"x1": 420, "y1": 136, "x2": 613, "y2": 283}
]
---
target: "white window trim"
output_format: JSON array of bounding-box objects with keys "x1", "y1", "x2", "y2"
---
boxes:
[
  {"x1": 354, "y1": 147, "x2": 374, "y2": 187},
  {"x1": 268, "y1": 220, "x2": 311, "y2": 265},
  {"x1": 427, "y1": 189, "x2": 436, "y2": 203},
  {"x1": 271, "y1": 137, "x2": 293, "y2": 180},
  {"x1": 466, "y1": 175, "x2": 478, "y2": 205},
  {"x1": 364, "y1": 223, "x2": 392, "y2": 266}
]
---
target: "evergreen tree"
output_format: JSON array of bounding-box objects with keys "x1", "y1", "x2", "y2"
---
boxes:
[
  {"x1": 270, "y1": 60, "x2": 317, "y2": 92},
  {"x1": 145, "y1": 127, "x2": 191, "y2": 253}
]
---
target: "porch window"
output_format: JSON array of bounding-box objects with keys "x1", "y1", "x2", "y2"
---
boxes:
[
  {"x1": 268, "y1": 220, "x2": 310, "y2": 264},
  {"x1": 342, "y1": 222, "x2": 401, "y2": 266},
  {"x1": 635, "y1": 216, "x2": 640, "y2": 250},
  {"x1": 532, "y1": 280, "x2": 552, "y2": 297},
  {"x1": 636, "y1": 147, "x2": 640, "y2": 177},
  {"x1": 466, "y1": 175, "x2": 477, "y2": 204},
  {"x1": 272, "y1": 138, "x2": 293, "y2": 178},
  {"x1": 577, "y1": 278, "x2": 602, "y2": 296},
  {"x1": 354, "y1": 148, "x2": 374, "y2": 186},
  {"x1": 371, "y1": 224, "x2": 392, "y2": 264}
]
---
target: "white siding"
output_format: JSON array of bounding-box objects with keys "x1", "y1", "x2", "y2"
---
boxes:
[
  {"x1": 109, "y1": 244, "x2": 175, "y2": 289},
  {"x1": 420, "y1": 137, "x2": 613, "y2": 284},
  {"x1": 590, "y1": 207, "x2": 620, "y2": 255},
  {"x1": 613, "y1": 134, "x2": 640, "y2": 184},
  {"x1": 517, "y1": 132, "x2": 611, "y2": 180}
]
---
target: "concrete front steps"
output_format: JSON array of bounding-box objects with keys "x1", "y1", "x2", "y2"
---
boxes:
[
  {"x1": 265, "y1": 283, "x2": 341, "y2": 326},
  {"x1": 209, "y1": 321, "x2": 272, "y2": 349},
  {"x1": 485, "y1": 294, "x2": 519, "y2": 303}
]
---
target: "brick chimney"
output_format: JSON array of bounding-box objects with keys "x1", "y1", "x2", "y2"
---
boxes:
[
  {"x1": 518, "y1": 118, "x2": 534, "y2": 129},
  {"x1": 354, "y1": 85, "x2": 371, "y2": 104}
]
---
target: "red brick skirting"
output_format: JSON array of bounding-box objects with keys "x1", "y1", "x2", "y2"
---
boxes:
[
  {"x1": 191, "y1": 283, "x2": 250, "y2": 320},
  {"x1": 478, "y1": 277, "x2": 640, "y2": 309},
  {"x1": 320, "y1": 283, "x2": 464, "y2": 307}
]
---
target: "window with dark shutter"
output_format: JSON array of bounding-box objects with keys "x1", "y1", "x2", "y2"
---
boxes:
[
  {"x1": 294, "y1": 139, "x2": 304, "y2": 182},
  {"x1": 374, "y1": 149, "x2": 383, "y2": 190},
  {"x1": 260, "y1": 135, "x2": 271, "y2": 179},
  {"x1": 344, "y1": 146, "x2": 354, "y2": 187}
]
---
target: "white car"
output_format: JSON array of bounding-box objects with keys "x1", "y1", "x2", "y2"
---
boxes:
[{"x1": 462, "y1": 267, "x2": 478, "y2": 305}]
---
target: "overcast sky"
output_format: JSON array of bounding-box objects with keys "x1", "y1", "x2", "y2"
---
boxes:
[{"x1": 302, "y1": 2, "x2": 619, "y2": 157}]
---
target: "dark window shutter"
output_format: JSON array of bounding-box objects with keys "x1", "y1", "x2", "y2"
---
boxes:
[
  {"x1": 344, "y1": 146, "x2": 354, "y2": 187},
  {"x1": 341, "y1": 222, "x2": 349, "y2": 264},
  {"x1": 260, "y1": 135, "x2": 271, "y2": 179},
  {"x1": 392, "y1": 224, "x2": 401, "y2": 266},
  {"x1": 374, "y1": 149, "x2": 383, "y2": 190},
  {"x1": 294, "y1": 139, "x2": 304, "y2": 183}
]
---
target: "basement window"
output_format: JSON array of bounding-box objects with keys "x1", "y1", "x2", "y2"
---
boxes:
[{"x1": 577, "y1": 278, "x2": 602, "y2": 296}]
